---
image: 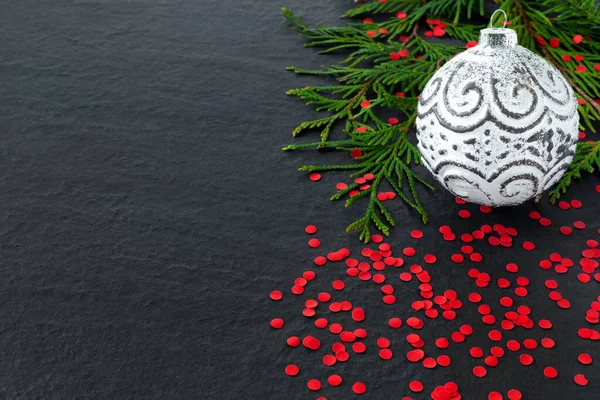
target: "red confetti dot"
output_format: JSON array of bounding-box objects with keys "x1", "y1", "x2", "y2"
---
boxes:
[
  {"x1": 519, "y1": 354, "x2": 533, "y2": 366},
  {"x1": 407, "y1": 349, "x2": 424, "y2": 363},
  {"x1": 539, "y1": 319, "x2": 553, "y2": 329},
  {"x1": 549, "y1": 38, "x2": 560, "y2": 48},
  {"x1": 507, "y1": 389, "x2": 522, "y2": 400},
  {"x1": 460, "y1": 324, "x2": 473, "y2": 335},
  {"x1": 560, "y1": 226, "x2": 572, "y2": 235},
  {"x1": 578, "y1": 273, "x2": 591, "y2": 283},
  {"x1": 340, "y1": 331, "x2": 356, "y2": 343},
  {"x1": 488, "y1": 392, "x2": 503, "y2": 400},
  {"x1": 315, "y1": 318, "x2": 328, "y2": 329},
  {"x1": 360, "y1": 100, "x2": 371, "y2": 108},
  {"x1": 303, "y1": 336, "x2": 321, "y2": 350},
  {"x1": 424, "y1": 254, "x2": 437, "y2": 264},
  {"x1": 507, "y1": 340, "x2": 521, "y2": 351},
  {"x1": 355, "y1": 328, "x2": 367, "y2": 338},
  {"x1": 352, "y1": 342, "x2": 366, "y2": 354},
  {"x1": 328, "y1": 374, "x2": 342, "y2": 387},
  {"x1": 480, "y1": 205, "x2": 492, "y2": 213},
  {"x1": 522, "y1": 241, "x2": 535, "y2": 250},
  {"x1": 437, "y1": 355, "x2": 451, "y2": 367},
  {"x1": 287, "y1": 336, "x2": 300, "y2": 347},
  {"x1": 423, "y1": 357, "x2": 437, "y2": 368},
  {"x1": 411, "y1": 229, "x2": 423, "y2": 239},
  {"x1": 308, "y1": 238, "x2": 321, "y2": 248},
  {"x1": 470, "y1": 347, "x2": 484, "y2": 358},
  {"x1": 309, "y1": 173, "x2": 321, "y2": 181},
  {"x1": 332, "y1": 280, "x2": 345, "y2": 290},
  {"x1": 270, "y1": 318, "x2": 284, "y2": 329},
  {"x1": 573, "y1": 34, "x2": 583, "y2": 44},
  {"x1": 462, "y1": 233, "x2": 474, "y2": 243},
  {"x1": 478, "y1": 304, "x2": 491, "y2": 315},
  {"x1": 379, "y1": 348, "x2": 393, "y2": 360},
  {"x1": 516, "y1": 277, "x2": 530, "y2": 287},
  {"x1": 377, "y1": 337, "x2": 391, "y2": 348},
  {"x1": 470, "y1": 253, "x2": 483, "y2": 262},
  {"x1": 491, "y1": 346, "x2": 505, "y2": 358},
  {"x1": 270, "y1": 290, "x2": 283, "y2": 301},
  {"x1": 450, "y1": 332, "x2": 464, "y2": 343},
  {"x1": 459, "y1": 210, "x2": 471, "y2": 219},
  {"x1": 544, "y1": 366, "x2": 558, "y2": 379},
  {"x1": 303, "y1": 271, "x2": 315, "y2": 281},
  {"x1": 578, "y1": 353, "x2": 592, "y2": 365},
  {"x1": 514, "y1": 287, "x2": 528, "y2": 297},
  {"x1": 497, "y1": 278, "x2": 511, "y2": 289},
  {"x1": 574, "y1": 220, "x2": 586, "y2": 229},
  {"x1": 499, "y1": 296, "x2": 513, "y2": 307},
  {"x1": 436, "y1": 337, "x2": 449, "y2": 349},
  {"x1": 389, "y1": 318, "x2": 402, "y2": 328},
  {"x1": 303, "y1": 308, "x2": 316, "y2": 317},
  {"x1": 539, "y1": 217, "x2": 552, "y2": 226},
  {"x1": 557, "y1": 299, "x2": 571, "y2": 309},
  {"x1": 307, "y1": 379, "x2": 322, "y2": 391},
  {"x1": 305, "y1": 225, "x2": 317, "y2": 234},
  {"x1": 351, "y1": 148, "x2": 362, "y2": 159},
  {"x1": 323, "y1": 354, "x2": 337, "y2": 366},
  {"x1": 540, "y1": 338, "x2": 555, "y2": 349},
  {"x1": 473, "y1": 366, "x2": 487, "y2": 377},
  {"x1": 336, "y1": 351, "x2": 349, "y2": 362},
  {"x1": 285, "y1": 364, "x2": 299, "y2": 376},
  {"x1": 489, "y1": 330, "x2": 502, "y2": 341},
  {"x1": 295, "y1": 277, "x2": 307, "y2": 287},
  {"x1": 383, "y1": 295, "x2": 396, "y2": 304},
  {"x1": 314, "y1": 256, "x2": 327, "y2": 266},
  {"x1": 451, "y1": 253, "x2": 464, "y2": 263},
  {"x1": 409, "y1": 381, "x2": 423, "y2": 392},
  {"x1": 351, "y1": 308, "x2": 365, "y2": 322},
  {"x1": 443, "y1": 310, "x2": 456, "y2": 321},
  {"x1": 469, "y1": 293, "x2": 482, "y2": 302},
  {"x1": 352, "y1": 382, "x2": 367, "y2": 395},
  {"x1": 506, "y1": 263, "x2": 519, "y2": 273},
  {"x1": 574, "y1": 374, "x2": 588, "y2": 386}
]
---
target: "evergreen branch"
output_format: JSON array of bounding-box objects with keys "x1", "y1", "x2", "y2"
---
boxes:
[
  {"x1": 283, "y1": 1, "x2": 600, "y2": 240},
  {"x1": 512, "y1": 0, "x2": 600, "y2": 116},
  {"x1": 549, "y1": 141, "x2": 600, "y2": 203}
]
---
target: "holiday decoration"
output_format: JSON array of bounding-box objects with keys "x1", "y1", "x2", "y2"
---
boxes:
[
  {"x1": 417, "y1": 11, "x2": 579, "y2": 206},
  {"x1": 285, "y1": 1, "x2": 600, "y2": 241}
]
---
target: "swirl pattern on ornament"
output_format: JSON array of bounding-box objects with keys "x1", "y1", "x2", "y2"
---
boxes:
[{"x1": 416, "y1": 45, "x2": 579, "y2": 206}]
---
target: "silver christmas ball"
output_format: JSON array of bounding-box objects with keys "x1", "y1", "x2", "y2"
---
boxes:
[{"x1": 416, "y1": 26, "x2": 579, "y2": 206}]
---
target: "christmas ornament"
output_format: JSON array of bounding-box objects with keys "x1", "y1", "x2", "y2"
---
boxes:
[{"x1": 416, "y1": 10, "x2": 579, "y2": 206}]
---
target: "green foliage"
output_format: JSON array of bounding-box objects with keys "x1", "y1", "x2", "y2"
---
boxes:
[
  {"x1": 283, "y1": 1, "x2": 600, "y2": 242},
  {"x1": 549, "y1": 141, "x2": 600, "y2": 203}
]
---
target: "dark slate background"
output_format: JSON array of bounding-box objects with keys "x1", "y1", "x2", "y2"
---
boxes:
[{"x1": 0, "y1": 0, "x2": 598, "y2": 399}]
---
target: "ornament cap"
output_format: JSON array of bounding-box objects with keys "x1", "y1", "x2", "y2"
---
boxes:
[{"x1": 479, "y1": 28, "x2": 518, "y2": 49}]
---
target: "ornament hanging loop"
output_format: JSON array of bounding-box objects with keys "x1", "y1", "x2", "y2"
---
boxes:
[{"x1": 489, "y1": 9, "x2": 508, "y2": 29}]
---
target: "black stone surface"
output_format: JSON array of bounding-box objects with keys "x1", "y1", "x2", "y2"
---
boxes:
[{"x1": 0, "y1": 1, "x2": 599, "y2": 399}]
